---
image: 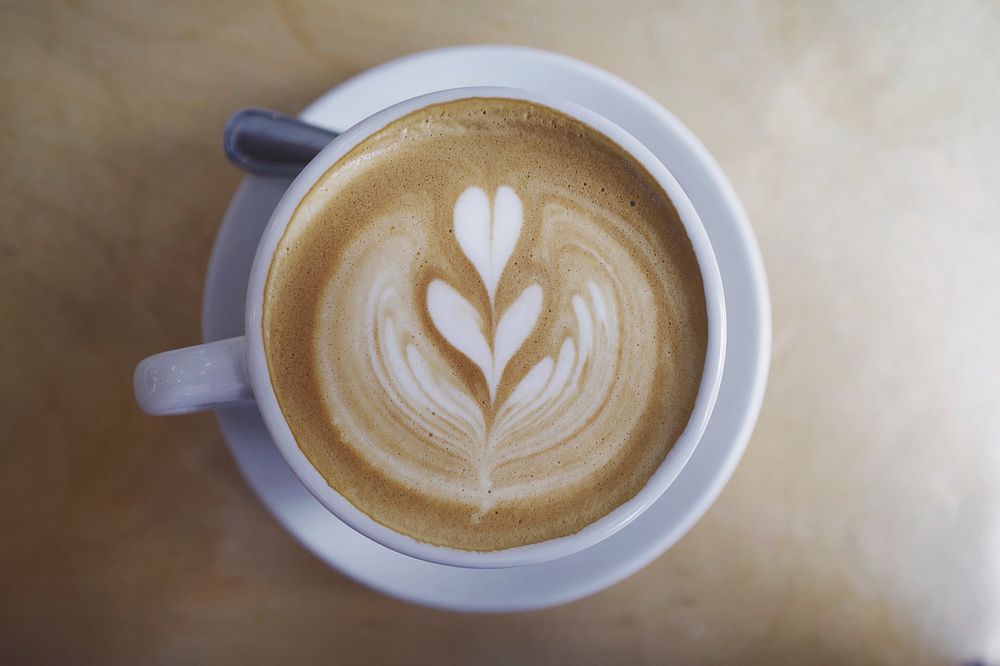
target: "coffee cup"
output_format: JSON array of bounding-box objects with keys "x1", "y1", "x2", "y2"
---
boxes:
[{"x1": 134, "y1": 87, "x2": 726, "y2": 568}]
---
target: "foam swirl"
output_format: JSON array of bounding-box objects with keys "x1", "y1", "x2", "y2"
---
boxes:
[{"x1": 313, "y1": 183, "x2": 657, "y2": 518}]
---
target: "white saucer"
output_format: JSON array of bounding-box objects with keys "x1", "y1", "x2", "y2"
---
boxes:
[{"x1": 202, "y1": 45, "x2": 770, "y2": 612}]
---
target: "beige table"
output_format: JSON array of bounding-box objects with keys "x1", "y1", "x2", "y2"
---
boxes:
[{"x1": 2, "y1": 1, "x2": 998, "y2": 663}]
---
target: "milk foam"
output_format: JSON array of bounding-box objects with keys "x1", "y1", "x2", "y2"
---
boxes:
[
  {"x1": 263, "y1": 98, "x2": 708, "y2": 550},
  {"x1": 347, "y1": 186, "x2": 620, "y2": 516}
]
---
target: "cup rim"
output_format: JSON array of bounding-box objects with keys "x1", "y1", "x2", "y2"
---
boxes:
[{"x1": 244, "y1": 86, "x2": 726, "y2": 568}]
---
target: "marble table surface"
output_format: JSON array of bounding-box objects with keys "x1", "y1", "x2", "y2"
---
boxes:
[{"x1": 2, "y1": 1, "x2": 998, "y2": 664}]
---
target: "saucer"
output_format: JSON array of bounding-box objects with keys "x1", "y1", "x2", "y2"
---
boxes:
[{"x1": 202, "y1": 45, "x2": 770, "y2": 612}]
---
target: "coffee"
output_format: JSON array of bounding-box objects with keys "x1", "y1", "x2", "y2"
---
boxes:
[{"x1": 263, "y1": 98, "x2": 707, "y2": 551}]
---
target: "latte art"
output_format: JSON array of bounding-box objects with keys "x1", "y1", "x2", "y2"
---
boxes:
[
  {"x1": 356, "y1": 184, "x2": 623, "y2": 517},
  {"x1": 264, "y1": 98, "x2": 707, "y2": 550}
]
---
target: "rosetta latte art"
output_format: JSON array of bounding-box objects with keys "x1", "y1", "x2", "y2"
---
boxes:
[
  {"x1": 320, "y1": 186, "x2": 652, "y2": 520},
  {"x1": 358, "y1": 186, "x2": 619, "y2": 517}
]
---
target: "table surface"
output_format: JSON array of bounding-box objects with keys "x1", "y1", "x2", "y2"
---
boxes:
[{"x1": 2, "y1": 1, "x2": 999, "y2": 664}]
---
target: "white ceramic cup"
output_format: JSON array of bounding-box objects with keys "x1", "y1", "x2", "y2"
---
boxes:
[{"x1": 134, "y1": 86, "x2": 726, "y2": 568}]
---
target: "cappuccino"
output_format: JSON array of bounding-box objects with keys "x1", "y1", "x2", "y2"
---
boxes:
[{"x1": 263, "y1": 98, "x2": 707, "y2": 550}]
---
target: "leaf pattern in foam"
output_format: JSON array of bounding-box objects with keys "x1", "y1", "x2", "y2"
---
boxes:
[
  {"x1": 364, "y1": 185, "x2": 621, "y2": 511},
  {"x1": 488, "y1": 280, "x2": 612, "y2": 456},
  {"x1": 491, "y1": 283, "x2": 543, "y2": 401},
  {"x1": 426, "y1": 278, "x2": 493, "y2": 389}
]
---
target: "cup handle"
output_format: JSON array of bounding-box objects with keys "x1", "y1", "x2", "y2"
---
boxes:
[{"x1": 133, "y1": 336, "x2": 254, "y2": 415}]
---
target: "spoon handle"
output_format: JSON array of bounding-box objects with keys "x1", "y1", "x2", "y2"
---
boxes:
[{"x1": 223, "y1": 108, "x2": 339, "y2": 177}]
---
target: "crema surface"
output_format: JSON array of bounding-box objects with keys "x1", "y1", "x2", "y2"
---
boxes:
[{"x1": 263, "y1": 98, "x2": 707, "y2": 550}]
